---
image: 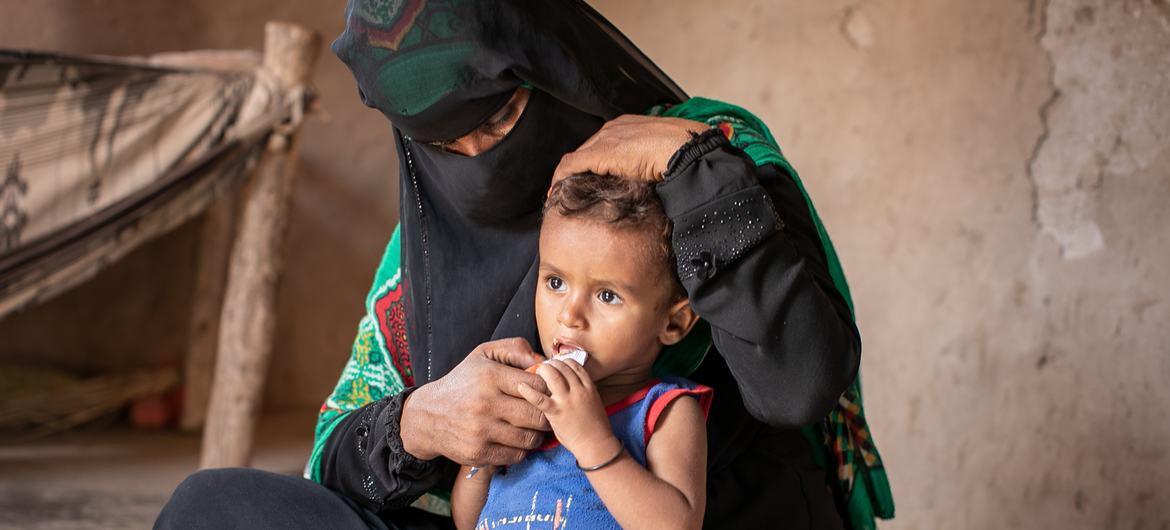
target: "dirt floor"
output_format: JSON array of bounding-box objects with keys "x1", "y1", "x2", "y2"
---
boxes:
[{"x1": 0, "y1": 410, "x2": 315, "y2": 529}]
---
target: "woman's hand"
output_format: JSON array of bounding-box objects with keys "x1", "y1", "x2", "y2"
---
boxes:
[
  {"x1": 400, "y1": 338, "x2": 551, "y2": 466},
  {"x1": 552, "y1": 114, "x2": 708, "y2": 186},
  {"x1": 517, "y1": 359, "x2": 621, "y2": 467}
]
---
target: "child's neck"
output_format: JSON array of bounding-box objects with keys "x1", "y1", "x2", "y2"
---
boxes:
[{"x1": 595, "y1": 368, "x2": 657, "y2": 406}]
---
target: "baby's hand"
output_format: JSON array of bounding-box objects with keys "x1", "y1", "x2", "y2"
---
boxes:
[{"x1": 518, "y1": 360, "x2": 620, "y2": 466}]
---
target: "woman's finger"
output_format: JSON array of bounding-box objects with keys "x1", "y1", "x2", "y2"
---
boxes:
[
  {"x1": 470, "y1": 443, "x2": 528, "y2": 468},
  {"x1": 553, "y1": 147, "x2": 620, "y2": 185},
  {"x1": 495, "y1": 388, "x2": 551, "y2": 431},
  {"x1": 485, "y1": 418, "x2": 546, "y2": 451},
  {"x1": 494, "y1": 362, "x2": 548, "y2": 398},
  {"x1": 552, "y1": 150, "x2": 587, "y2": 183},
  {"x1": 478, "y1": 337, "x2": 540, "y2": 369}
]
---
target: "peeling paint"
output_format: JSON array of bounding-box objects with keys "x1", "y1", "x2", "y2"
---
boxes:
[{"x1": 1029, "y1": 0, "x2": 1170, "y2": 259}]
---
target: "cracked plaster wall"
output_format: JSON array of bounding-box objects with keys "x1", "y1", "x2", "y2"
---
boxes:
[
  {"x1": 0, "y1": 1, "x2": 1166, "y2": 527},
  {"x1": 1032, "y1": 0, "x2": 1170, "y2": 260}
]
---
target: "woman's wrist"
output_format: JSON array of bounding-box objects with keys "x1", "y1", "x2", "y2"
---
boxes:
[
  {"x1": 651, "y1": 118, "x2": 710, "y2": 180},
  {"x1": 662, "y1": 127, "x2": 725, "y2": 180},
  {"x1": 400, "y1": 386, "x2": 440, "y2": 461}
]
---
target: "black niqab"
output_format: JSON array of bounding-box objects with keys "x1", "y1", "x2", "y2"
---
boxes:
[{"x1": 333, "y1": 0, "x2": 687, "y2": 382}]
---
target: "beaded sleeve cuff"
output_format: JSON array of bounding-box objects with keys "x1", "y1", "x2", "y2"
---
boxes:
[
  {"x1": 378, "y1": 387, "x2": 443, "y2": 510},
  {"x1": 657, "y1": 128, "x2": 782, "y2": 282}
]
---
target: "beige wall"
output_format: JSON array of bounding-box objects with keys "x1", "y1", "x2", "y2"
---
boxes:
[
  {"x1": 1, "y1": 1, "x2": 1167, "y2": 527},
  {"x1": 591, "y1": 0, "x2": 1170, "y2": 527}
]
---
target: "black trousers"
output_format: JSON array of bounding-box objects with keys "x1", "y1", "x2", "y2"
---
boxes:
[
  {"x1": 155, "y1": 437, "x2": 843, "y2": 530},
  {"x1": 153, "y1": 468, "x2": 453, "y2": 530}
]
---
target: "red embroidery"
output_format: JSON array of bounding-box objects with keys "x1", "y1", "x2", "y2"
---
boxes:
[
  {"x1": 363, "y1": 0, "x2": 426, "y2": 51},
  {"x1": 717, "y1": 121, "x2": 735, "y2": 140},
  {"x1": 375, "y1": 279, "x2": 414, "y2": 387}
]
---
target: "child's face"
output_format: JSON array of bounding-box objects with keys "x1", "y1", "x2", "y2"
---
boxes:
[{"x1": 535, "y1": 212, "x2": 683, "y2": 383}]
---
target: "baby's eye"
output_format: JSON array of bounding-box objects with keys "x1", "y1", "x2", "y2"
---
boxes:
[
  {"x1": 597, "y1": 290, "x2": 623, "y2": 305},
  {"x1": 546, "y1": 276, "x2": 566, "y2": 292}
]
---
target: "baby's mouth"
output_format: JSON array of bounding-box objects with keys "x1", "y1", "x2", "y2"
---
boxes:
[
  {"x1": 552, "y1": 338, "x2": 583, "y2": 355},
  {"x1": 550, "y1": 339, "x2": 589, "y2": 365}
]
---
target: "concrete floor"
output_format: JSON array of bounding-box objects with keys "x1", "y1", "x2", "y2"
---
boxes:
[{"x1": 0, "y1": 410, "x2": 316, "y2": 530}]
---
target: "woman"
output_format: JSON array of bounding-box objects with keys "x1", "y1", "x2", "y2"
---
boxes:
[{"x1": 156, "y1": 2, "x2": 892, "y2": 529}]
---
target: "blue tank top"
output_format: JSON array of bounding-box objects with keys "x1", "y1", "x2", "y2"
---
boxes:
[{"x1": 474, "y1": 376, "x2": 712, "y2": 530}]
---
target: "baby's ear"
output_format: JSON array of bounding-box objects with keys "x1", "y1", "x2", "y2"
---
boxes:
[{"x1": 659, "y1": 298, "x2": 700, "y2": 346}]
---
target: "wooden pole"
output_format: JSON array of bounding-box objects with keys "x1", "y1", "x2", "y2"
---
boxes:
[{"x1": 200, "y1": 21, "x2": 320, "y2": 468}]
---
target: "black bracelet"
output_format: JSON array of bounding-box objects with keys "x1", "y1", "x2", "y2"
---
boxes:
[{"x1": 576, "y1": 440, "x2": 625, "y2": 472}]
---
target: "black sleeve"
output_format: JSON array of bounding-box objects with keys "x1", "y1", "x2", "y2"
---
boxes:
[
  {"x1": 655, "y1": 129, "x2": 861, "y2": 428},
  {"x1": 317, "y1": 388, "x2": 458, "y2": 513}
]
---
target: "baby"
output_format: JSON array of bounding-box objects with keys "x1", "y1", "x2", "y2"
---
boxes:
[{"x1": 452, "y1": 173, "x2": 713, "y2": 530}]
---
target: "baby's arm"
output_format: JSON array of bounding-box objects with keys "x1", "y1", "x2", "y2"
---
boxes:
[
  {"x1": 518, "y1": 360, "x2": 707, "y2": 530},
  {"x1": 584, "y1": 396, "x2": 707, "y2": 530},
  {"x1": 451, "y1": 466, "x2": 495, "y2": 530}
]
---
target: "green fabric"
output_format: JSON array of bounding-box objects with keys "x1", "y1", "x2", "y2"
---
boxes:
[
  {"x1": 371, "y1": 42, "x2": 476, "y2": 116},
  {"x1": 307, "y1": 226, "x2": 407, "y2": 480},
  {"x1": 350, "y1": 3, "x2": 475, "y2": 117},
  {"x1": 652, "y1": 320, "x2": 711, "y2": 377},
  {"x1": 651, "y1": 97, "x2": 895, "y2": 529},
  {"x1": 307, "y1": 226, "x2": 451, "y2": 513}
]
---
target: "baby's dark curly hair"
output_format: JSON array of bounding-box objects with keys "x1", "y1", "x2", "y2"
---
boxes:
[{"x1": 544, "y1": 173, "x2": 684, "y2": 300}]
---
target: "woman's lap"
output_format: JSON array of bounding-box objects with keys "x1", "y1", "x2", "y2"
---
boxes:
[
  {"x1": 156, "y1": 451, "x2": 840, "y2": 529},
  {"x1": 153, "y1": 468, "x2": 451, "y2": 530}
]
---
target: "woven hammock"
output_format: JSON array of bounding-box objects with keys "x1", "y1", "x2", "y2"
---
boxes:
[{"x1": 0, "y1": 49, "x2": 288, "y2": 319}]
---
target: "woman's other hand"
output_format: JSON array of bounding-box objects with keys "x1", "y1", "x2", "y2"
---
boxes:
[
  {"x1": 552, "y1": 114, "x2": 707, "y2": 186},
  {"x1": 399, "y1": 338, "x2": 550, "y2": 466}
]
